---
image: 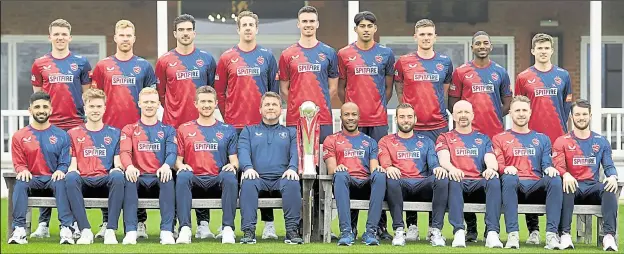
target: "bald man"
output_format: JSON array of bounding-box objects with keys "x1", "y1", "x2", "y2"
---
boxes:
[
  {"x1": 436, "y1": 100, "x2": 503, "y2": 248},
  {"x1": 322, "y1": 102, "x2": 386, "y2": 246}
]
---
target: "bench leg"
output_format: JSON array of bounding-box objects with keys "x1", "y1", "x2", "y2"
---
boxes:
[
  {"x1": 6, "y1": 177, "x2": 15, "y2": 238},
  {"x1": 302, "y1": 179, "x2": 313, "y2": 243},
  {"x1": 25, "y1": 208, "x2": 32, "y2": 236},
  {"x1": 576, "y1": 215, "x2": 583, "y2": 243},
  {"x1": 596, "y1": 217, "x2": 604, "y2": 248},
  {"x1": 321, "y1": 181, "x2": 333, "y2": 243},
  {"x1": 584, "y1": 215, "x2": 593, "y2": 245}
]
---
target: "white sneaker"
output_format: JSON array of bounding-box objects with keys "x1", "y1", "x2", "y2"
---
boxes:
[
  {"x1": 137, "y1": 222, "x2": 148, "y2": 239},
  {"x1": 544, "y1": 232, "x2": 561, "y2": 250},
  {"x1": 405, "y1": 225, "x2": 419, "y2": 241},
  {"x1": 392, "y1": 227, "x2": 406, "y2": 246},
  {"x1": 29, "y1": 222, "x2": 50, "y2": 238},
  {"x1": 103, "y1": 229, "x2": 118, "y2": 244},
  {"x1": 559, "y1": 233, "x2": 574, "y2": 250},
  {"x1": 262, "y1": 221, "x2": 278, "y2": 240},
  {"x1": 76, "y1": 229, "x2": 93, "y2": 244},
  {"x1": 195, "y1": 221, "x2": 215, "y2": 239},
  {"x1": 160, "y1": 230, "x2": 175, "y2": 245},
  {"x1": 484, "y1": 231, "x2": 503, "y2": 248},
  {"x1": 526, "y1": 230, "x2": 540, "y2": 245},
  {"x1": 175, "y1": 226, "x2": 192, "y2": 244},
  {"x1": 59, "y1": 226, "x2": 75, "y2": 245},
  {"x1": 505, "y1": 231, "x2": 520, "y2": 249},
  {"x1": 452, "y1": 229, "x2": 466, "y2": 247},
  {"x1": 122, "y1": 231, "x2": 137, "y2": 245},
  {"x1": 95, "y1": 222, "x2": 108, "y2": 239},
  {"x1": 602, "y1": 234, "x2": 618, "y2": 252},
  {"x1": 221, "y1": 226, "x2": 236, "y2": 244},
  {"x1": 430, "y1": 228, "x2": 446, "y2": 247},
  {"x1": 72, "y1": 222, "x2": 81, "y2": 239},
  {"x1": 8, "y1": 227, "x2": 28, "y2": 244},
  {"x1": 215, "y1": 225, "x2": 224, "y2": 239}
]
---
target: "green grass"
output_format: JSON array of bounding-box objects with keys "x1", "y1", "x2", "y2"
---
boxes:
[{"x1": 1, "y1": 199, "x2": 622, "y2": 253}]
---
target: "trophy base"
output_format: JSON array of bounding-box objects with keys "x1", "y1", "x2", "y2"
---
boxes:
[{"x1": 303, "y1": 155, "x2": 317, "y2": 175}]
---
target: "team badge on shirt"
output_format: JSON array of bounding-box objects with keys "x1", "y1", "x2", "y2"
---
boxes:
[
  {"x1": 491, "y1": 72, "x2": 499, "y2": 81},
  {"x1": 157, "y1": 131, "x2": 164, "y2": 139},
  {"x1": 104, "y1": 136, "x2": 112, "y2": 145},
  {"x1": 416, "y1": 140, "x2": 424, "y2": 148},
  {"x1": 216, "y1": 131, "x2": 224, "y2": 140},
  {"x1": 532, "y1": 138, "x2": 540, "y2": 146},
  {"x1": 554, "y1": 76, "x2": 562, "y2": 85},
  {"x1": 592, "y1": 143, "x2": 600, "y2": 152},
  {"x1": 257, "y1": 56, "x2": 264, "y2": 65},
  {"x1": 49, "y1": 135, "x2": 57, "y2": 145},
  {"x1": 196, "y1": 59, "x2": 204, "y2": 67},
  {"x1": 375, "y1": 55, "x2": 383, "y2": 63},
  {"x1": 279, "y1": 132, "x2": 287, "y2": 139},
  {"x1": 318, "y1": 53, "x2": 326, "y2": 61},
  {"x1": 436, "y1": 63, "x2": 444, "y2": 71},
  {"x1": 475, "y1": 138, "x2": 483, "y2": 145},
  {"x1": 133, "y1": 66, "x2": 141, "y2": 74},
  {"x1": 361, "y1": 140, "x2": 369, "y2": 147},
  {"x1": 70, "y1": 63, "x2": 78, "y2": 71}
]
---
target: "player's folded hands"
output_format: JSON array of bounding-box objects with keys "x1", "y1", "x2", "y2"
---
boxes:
[{"x1": 16, "y1": 170, "x2": 32, "y2": 182}]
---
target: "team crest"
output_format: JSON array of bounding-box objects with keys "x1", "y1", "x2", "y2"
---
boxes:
[
  {"x1": 532, "y1": 138, "x2": 540, "y2": 146},
  {"x1": 375, "y1": 55, "x2": 383, "y2": 63},
  {"x1": 196, "y1": 59, "x2": 204, "y2": 67},
  {"x1": 592, "y1": 143, "x2": 600, "y2": 152},
  {"x1": 157, "y1": 131, "x2": 165, "y2": 139},
  {"x1": 554, "y1": 76, "x2": 562, "y2": 85},
  {"x1": 70, "y1": 63, "x2": 78, "y2": 71},
  {"x1": 318, "y1": 53, "x2": 326, "y2": 61},
  {"x1": 279, "y1": 132, "x2": 288, "y2": 139},
  {"x1": 133, "y1": 66, "x2": 141, "y2": 74},
  {"x1": 436, "y1": 63, "x2": 444, "y2": 71},
  {"x1": 216, "y1": 131, "x2": 224, "y2": 140},
  {"x1": 104, "y1": 136, "x2": 112, "y2": 145},
  {"x1": 491, "y1": 72, "x2": 499, "y2": 81},
  {"x1": 416, "y1": 141, "x2": 423, "y2": 148},
  {"x1": 49, "y1": 135, "x2": 58, "y2": 145},
  {"x1": 257, "y1": 56, "x2": 264, "y2": 65},
  {"x1": 362, "y1": 140, "x2": 369, "y2": 147},
  {"x1": 475, "y1": 138, "x2": 483, "y2": 145}
]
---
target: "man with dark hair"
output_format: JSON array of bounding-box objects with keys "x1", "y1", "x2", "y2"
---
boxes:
[
  {"x1": 8, "y1": 91, "x2": 74, "y2": 245},
  {"x1": 553, "y1": 99, "x2": 619, "y2": 251}
]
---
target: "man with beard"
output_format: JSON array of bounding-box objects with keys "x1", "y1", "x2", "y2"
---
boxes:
[
  {"x1": 214, "y1": 11, "x2": 279, "y2": 237},
  {"x1": 378, "y1": 103, "x2": 449, "y2": 247},
  {"x1": 175, "y1": 86, "x2": 239, "y2": 244},
  {"x1": 65, "y1": 88, "x2": 125, "y2": 245},
  {"x1": 552, "y1": 99, "x2": 619, "y2": 251},
  {"x1": 8, "y1": 91, "x2": 74, "y2": 245},
  {"x1": 119, "y1": 87, "x2": 177, "y2": 245},
  {"x1": 30, "y1": 19, "x2": 92, "y2": 238},
  {"x1": 336, "y1": 11, "x2": 395, "y2": 239},
  {"x1": 449, "y1": 31, "x2": 512, "y2": 242},
  {"x1": 436, "y1": 100, "x2": 503, "y2": 248},
  {"x1": 514, "y1": 34, "x2": 572, "y2": 243},
  {"x1": 393, "y1": 19, "x2": 453, "y2": 240},
  {"x1": 238, "y1": 92, "x2": 303, "y2": 245},
  {"x1": 492, "y1": 95, "x2": 562, "y2": 250},
  {"x1": 322, "y1": 102, "x2": 386, "y2": 246},
  {"x1": 155, "y1": 14, "x2": 217, "y2": 239},
  {"x1": 91, "y1": 19, "x2": 156, "y2": 238}
]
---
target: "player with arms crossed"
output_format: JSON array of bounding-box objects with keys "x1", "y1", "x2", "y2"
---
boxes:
[
  {"x1": 119, "y1": 88, "x2": 177, "y2": 245},
  {"x1": 378, "y1": 103, "x2": 449, "y2": 247},
  {"x1": 175, "y1": 86, "x2": 239, "y2": 244},
  {"x1": 553, "y1": 99, "x2": 619, "y2": 251},
  {"x1": 323, "y1": 102, "x2": 386, "y2": 246},
  {"x1": 65, "y1": 89, "x2": 125, "y2": 245},
  {"x1": 30, "y1": 19, "x2": 92, "y2": 238},
  {"x1": 492, "y1": 95, "x2": 563, "y2": 250},
  {"x1": 436, "y1": 100, "x2": 503, "y2": 248},
  {"x1": 8, "y1": 91, "x2": 74, "y2": 245},
  {"x1": 449, "y1": 31, "x2": 512, "y2": 242},
  {"x1": 393, "y1": 18, "x2": 453, "y2": 241},
  {"x1": 514, "y1": 34, "x2": 572, "y2": 243}
]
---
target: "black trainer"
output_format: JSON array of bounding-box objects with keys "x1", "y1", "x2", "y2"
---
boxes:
[
  {"x1": 377, "y1": 227, "x2": 393, "y2": 241},
  {"x1": 240, "y1": 229, "x2": 256, "y2": 244},
  {"x1": 284, "y1": 230, "x2": 303, "y2": 244}
]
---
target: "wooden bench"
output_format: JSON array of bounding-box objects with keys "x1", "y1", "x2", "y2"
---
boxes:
[
  {"x1": 3, "y1": 172, "x2": 317, "y2": 243},
  {"x1": 319, "y1": 173, "x2": 622, "y2": 246}
]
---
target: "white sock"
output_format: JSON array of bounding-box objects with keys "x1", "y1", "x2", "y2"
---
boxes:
[{"x1": 265, "y1": 221, "x2": 274, "y2": 227}]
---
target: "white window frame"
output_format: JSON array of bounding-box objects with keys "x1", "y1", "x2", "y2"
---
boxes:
[
  {"x1": 195, "y1": 34, "x2": 301, "y2": 49},
  {"x1": 580, "y1": 36, "x2": 624, "y2": 108},
  {"x1": 0, "y1": 35, "x2": 107, "y2": 110}
]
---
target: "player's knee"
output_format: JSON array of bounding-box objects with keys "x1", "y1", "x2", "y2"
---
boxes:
[
  {"x1": 14, "y1": 179, "x2": 29, "y2": 191},
  {"x1": 449, "y1": 179, "x2": 462, "y2": 192},
  {"x1": 435, "y1": 177, "x2": 449, "y2": 187},
  {"x1": 486, "y1": 177, "x2": 501, "y2": 190},
  {"x1": 221, "y1": 172, "x2": 238, "y2": 187},
  {"x1": 501, "y1": 174, "x2": 519, "y2": 186},
  {"x1": 241, "y1": 178, "x2": 259, "y2": 192},
  {"x1": 333, "y1": 171, "x2": 349, "y2": 184},
  {"x1": 386, "y1": 177, "x2": 400, "y2": 189},
  {"x1": 65, "y1": 171, "x2": 81, "y2": 186},
  {"x1": 176, "y1": 170, "x2": 193, "y2": 183},
  {"x1": 109, "y1": 171, "x2": 125, "y2": 186},
  {"x1": 547, "y1": 175, "x2": 562, "y2": 188},
  {"x1": 281, "y1": 178, "x2": 301, "y2": 193},
  {"x1": 371, "y1": 170, "x2": 387, "y2": 182}
]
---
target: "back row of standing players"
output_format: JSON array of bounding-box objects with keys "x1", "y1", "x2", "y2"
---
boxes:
[{"x1": 32, "y1": 7, "x2": 571, "y2": 242}]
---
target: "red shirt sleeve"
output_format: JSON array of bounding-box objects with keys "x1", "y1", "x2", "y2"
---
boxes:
[
  {"x1": 552, "y1": 136, "x2": 568, "y2": 176},
  {"x1": 377, "y1": 137, "x2": 392, "y2": 168},
  {"x1": 176, "y1": 127, "x2": 185, "y2": 157},
  {"x1": 492, "y1": 136, "x2": 506, "y2": 174},
  {"x1": 435, "y1": 134, "x2": 450, "y2": 152},
  {"x1": 31, "y1": 62, "x2": 43, "y2": 87},
  {"x1": 449, "y1": 68, "x2": 462, "y2": 98},
  {"x1": 155, "y1": 57, "x2": 167, "y2": 109},
  {"x1": 514, "y1": 74, "x2": 525, "y2": 96},
  {"x1": 92, "y1": 63, "x2": 104, "y2": 90},
  {"x1": 214, "y1": 55, "x2": 228, "y2": 115},
  {"x1": 322, "y1": 135, "x2": 335, "y2": 161},
  {"x1": 393, "y1": 59, "x2": 404, "y2": 82},
  {"x1": 119, "y1": 125, "x2": 134, "y2": 169},
  {"x1": 278, "y1": 53, "x2": 290, "y2": 81},
  {"x1": 11, "y1": 133, "x2": 28, "y2": 173},
  {"x1": 337, "y1": 50, "x2": 347, "y2": 80}
]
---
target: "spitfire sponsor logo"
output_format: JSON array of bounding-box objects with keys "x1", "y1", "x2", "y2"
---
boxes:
[
  {"x1": 194, "y1": 141, "x2": 218, "y2": 151},
  {"x1": 554, "y1": 76, "x2": 562, "y2": 85},
  {"x1": 83, "y1": 146, "x2": 107, "y2": 157},
  {"x1": 104, "y1": 136, "x2": 112, "y2": 145},
  {"x1": 471, "y1": 83, "x2": 495, "y2": 93},
  {"x1": 532, "y1": 138, "x2": 540, "y2": 146},
  {"x1": 413, "y1": 72, "x2": 440, "y2": 81},
  {"x1": 572, "y1": 156, "x2": 597, "y2": 166},
  {"x1": 196, "y1": 59, "x2": 204, "y2": 67},
  {"x1": 455, "y1": 147, "x2": 479, "y2": 157},
  {"x1": 318, "y1": 53, "x2": 326, "y2": 61},
  {"x1": 133, "y1": 66, "x2": 141, "y2": 74},
  {"x1": 257, "y1": 56, "x2": 264, "y2": 65},
  {"x1": 297, "y1": 63, "x2": 321, "y2": 73},
  {"x1": 534, "y1": 88, "x2": 558, "y2": 97},
  {"x1": 592, "y1": 144, "x2": 600, "y2": 152},
  {"x1": 70, "y1": 63, "x2": 78, "y2": 71},
  {"x1": 138, "y1": 141, "x2": 161, "y2": 151},
  {"x1": 491, "y1": 72, "x2": 499, "y2": 81},
  {"x1": 236, "y1": 67, "x2": 261, "y2": 76},
  {"x1": 375, "y1": 55, "x2": 383, "y2": 63},
  {"x1": 436, "y1": 63, "x2": 444, "y2": 71},
  {"x1": 354, "y1": 66, "x2": 378, "y2": 75},
  {"x1": 344, "y1": 149, "x2": 365, "y2": 158},
  {"x1": 512, "y1": 147, "x2": 536, "y2": 156},
  {"x1": 176, "y1": 70, "x2": 200, "y2": 80},
  {"x1": 112, "y1": 75, "x2": 136, "y2": 86},
  {"x1": 49, "y1": 74, "x2": 74, "y2": 84},
  {"x1": 397, "y1": 150, "x2": 420, "y2": 159}
]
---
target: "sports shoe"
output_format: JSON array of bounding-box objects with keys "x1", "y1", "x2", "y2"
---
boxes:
[
  {"x1": 544, "y1": 232, "x2": 561, "y2": 250},
  {"x1": 8, "y1": 227, "x2": 28, "y2": 244},
  {"x1": 240, "y1": 229, "x2": 256, "y2": 244},
  {"x1": 361, "y1": 229, "x2": 380, "y2": 246},
  {"x1": 484, "y1": 231, "x2": 503, "y2": 248},
  {"x1": 221, "y1": 226, "x2": 236, "y2": 244},
  {"x1": 76, "y1": 228, "x2": 93, "y2": 244},
  {"x1": 95, "y1": 222, "x2": 108, "y2": 239},
  {"x1": 452, "y1": 229, "x2": 466, "y2": 247},
  {"x1": 602, "y1": 234, "x2": 618, "y2": 252},
  {"x1": 526, "y1": 230, "x2": 540, "y2": 245},
  {"x1": 29, "y1": 222, "x2": 50, "y2": 238},
  {"x1": 405, "y1": 225, "x2": 419, "y2": 241},
  {"x1": 176, "y1": 226, "x2": 192, "y2": 244},
  {"x1": 160, "y1": 230, "x2": 175, "y2": 245},
  {"x1": 103, "y1": 229, "x2": 118, "y2": 244},
  {"x1": 195, "y1": 221, "x2": 214, "y2": 239},
  {"x1": 137, "y1": 222, "x2": 148, "y2": 239},
  {"x1": 284, "y1": 230, "x2": 304, "y2": 244},
  {"x1": 466, "y1": 230, "x2": 478, "y2": 243},
  {"x1": 337, "y1": 231, "x2": 355, "y2": 246},
  {"x1": 505, "y1": 231, "x2": 520, "y2": 249},
  {"x1": 122, "y1": 231, "x2": 137, "y2": 245},
  {"x1": 60, "y1": 226, "x2": 75, "y2": 245},
  {"x1": 559, "y1": 233, "x2": 574, "y2": 250},
  {"x1": 392, "y1": 227, "x2": 406, "y2": 246},
  {"x1": 377, "y1": 227, "x2": 393, "y2": 241},
  {"x1": 262, "y1": 221, "x2": 278, "y2": 240},
  {"x1": 430, "y1": 228, "x2": 445, "y2": 247},
  {"x1": 72, "y1": 222, "x2": 81, "y2": 239},
  {"x1": 215, "y1": 225, "x2": 223, "y2": 239}
]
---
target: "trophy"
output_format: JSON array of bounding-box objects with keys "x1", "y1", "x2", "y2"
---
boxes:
[{"x1": 297, "y1": 101, "x2": 320, "y2": 175}]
